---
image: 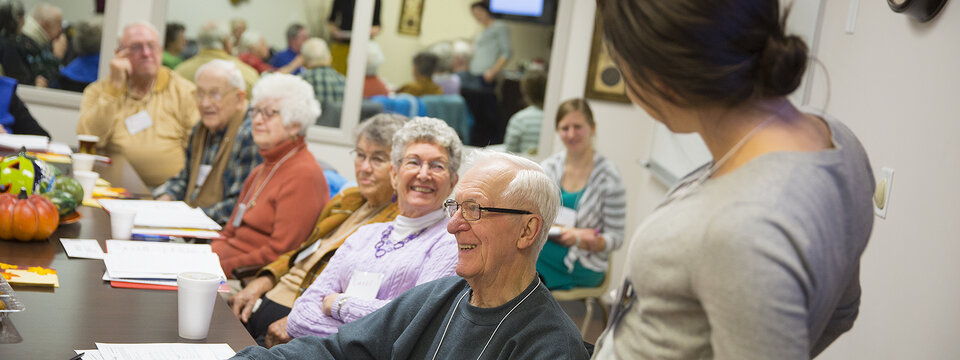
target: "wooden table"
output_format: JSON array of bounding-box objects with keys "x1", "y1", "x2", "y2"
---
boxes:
[{"x1": 0, "y1": 157, "x2": 256, "y2": 358}]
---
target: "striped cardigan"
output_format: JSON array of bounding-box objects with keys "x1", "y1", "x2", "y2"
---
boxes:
[{"x1": 541, "y1": 151, "x2": 627, "y2": 273}]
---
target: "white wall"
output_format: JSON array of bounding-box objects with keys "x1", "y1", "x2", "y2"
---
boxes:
[
  {"x1": 165, "y1": 0, "x2": 312, "y2": 49},
  {"x1": 809, "y1": 1, "x2": 960, "y2": 358}
]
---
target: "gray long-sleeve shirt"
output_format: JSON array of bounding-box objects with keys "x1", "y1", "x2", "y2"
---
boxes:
[
  {"x1": 597, "y1": 109, "x2": 875, "y2": 359},
  {"x1": 469, "y1": 21, "x2": 512, "y2": 75}
]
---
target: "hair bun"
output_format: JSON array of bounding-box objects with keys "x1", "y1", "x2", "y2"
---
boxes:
[{"x1": 756, "y1": 34, "x2": 809, "y2": 97}]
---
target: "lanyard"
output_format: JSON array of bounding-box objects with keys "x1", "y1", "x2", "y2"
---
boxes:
[{"x1": 231, "y1": 146, "x2": 298, "y2": 227}]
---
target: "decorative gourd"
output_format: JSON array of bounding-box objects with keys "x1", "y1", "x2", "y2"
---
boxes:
[
  {"x1": 0, "y1": 147, "x2": 54, "y2": 195},
  {"x1": 0, "y1": 189, "x2": 59, "y2": 241},
  {"x1": 42, "y1": 190, "x2": 78, "y2": 218}
]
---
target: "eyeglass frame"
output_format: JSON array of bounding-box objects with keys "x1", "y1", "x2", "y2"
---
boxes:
[
  {"x1": 350, "y1": 148, "x2": 390, "y2": 168},
  {"x1": 443, "y1": 199, "x2": 532, "y2": 221},
  {"x1": 250, "y1": 106, "x2": 281, "y2": 119}
]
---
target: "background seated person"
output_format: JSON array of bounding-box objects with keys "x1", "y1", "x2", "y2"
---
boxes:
[
  {"x1": 282, "y1": 117, "x2": 463, "y2": 343},
  {"x1": 427, "y1": 41, "x2": 462, "y2": 95},
  {"x1": 212, "y1": 73, "x2": 329, "y2": 277},
  {"x1": 153, "y1": 60, "x2": 262, "y2": 225},
  {"x1": 539, "y1": 98, "x2": 626, "y2": 290},
  {"x1": 162, "y1": 22, "x2": 185, "y2": 69},
  {"x1": 0, "y1": 75, "x2": 49, "y2": 136},
  {"x1": 298, "y1": 38, "x2": 345, "y2": 105},
  {"x1": 503, "y1": 70, "x2": 547, "y2": 155},
  {"x1": 174, "y1": 21, "x2": 260, "y2": 96},
  {"x1": 237, "y1": 31, "x2": 302, "y2": 75},
  {"x1": 270, "y1": 23, "x2": 308, "y2": 74},
  {"x1": 232, "y1": 150, "x2": 589, "y2": 359},
  {"x1": 59, "y1": 20, "x2": 101, "y2": 92},
  {"x1": 229, "y1": 114, "x2": 407, "y2": 346},
  {"x1": 76, "y1": 21, "x2": 199, "y2": 187},
  {"x1": 362, "y1": 42, "x2": 388, "y2": 98},
  {"x1": 396, "y1": 51, "x2": 442, "y2": 97}
]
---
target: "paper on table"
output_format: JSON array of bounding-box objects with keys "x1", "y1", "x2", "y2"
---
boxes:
[
  {"x1": 74, "y1": 350, "x2": 105, "y2": 360},
  {"x1": 131, "y1": 227, "x2": 220, "y2": 239},
  {"x1": 103, "y1": 252, "x2": 225, "y2": 280},
  {"x1": 0, "y1": 133, "x2": 49, "y2": 151},
  {"x1": 60, "y1": 238, "x2": 105, "y2": 259},
  {"x1": 95, "y1": 343, "x2": 235, "y2": 360},
  {"x1": 98, "y1": 199, "x2": 222, "y2": 231},
  {"x1": 105, "y1": 240, "x2": 212, "y2": 254},
  {"x1": 47, "y1": 142, "x2": 73, "y2": 155}
]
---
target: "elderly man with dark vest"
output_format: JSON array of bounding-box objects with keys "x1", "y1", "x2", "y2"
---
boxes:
[{"x1": 154, "y1": 59, "x2": 261, "y2": 225}]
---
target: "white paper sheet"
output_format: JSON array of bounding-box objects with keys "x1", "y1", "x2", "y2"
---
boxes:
[
  {"x1": 98, "y1": 199, "x2": 222, "y2": 231},
  {"x1": 74, "y1": 350, "x2": 105, "y2": 360},
  {"x1": 60, "y1": 238, "x2": 105, "y2": 259},
  {"x1": 0, "y1": 133, "x2": 49, "y2": 151},
  {"x1": 95, "y1": 343, "x2": 235, "y2": 360},
  {"x1": 105, "y1": 240, "x2": 212, "y2": 254},
  {"x1": 103, "y1": 252, "x2": 225, "y2": 280},
  {"x1": 48, "y1": 142, "x2": 73, "y2": 155}
]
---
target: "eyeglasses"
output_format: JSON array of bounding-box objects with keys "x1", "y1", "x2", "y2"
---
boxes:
[
  {"x1": 250, "y1": 107, "x2": 280, "y2": 119},
  {"x1": 401, "y1": 156, "x2": 449, "y2": 175},
  {"x1": 119, "y1": 41, "x2": 159, "y2": 54},
  {"x1": 443, "y1": 199, "x2": 532, "y2": 221},
  {"x1": 350, "y1": 149, "x2": 389, "y2": 168},
  {"x1": 195, "y1": 89, "x2": 226, "y2": 102}
]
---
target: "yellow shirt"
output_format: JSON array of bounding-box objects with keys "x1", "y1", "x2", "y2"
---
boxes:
[{"x1": 77, "y1": 68, "x2": 200, "y2": 187}]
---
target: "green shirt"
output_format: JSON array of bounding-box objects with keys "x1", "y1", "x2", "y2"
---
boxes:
[{"x1": 162, "y1": 51, "x2": 182, "y2": 69}]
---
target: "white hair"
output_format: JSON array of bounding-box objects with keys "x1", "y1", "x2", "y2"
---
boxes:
[
  {"x1": 428, "y1": 41, "x2": 453, "y2": 73},
  {"x1": 237, "y1": 30, "x2": 263, "y2": 54},
  {"x1": 119, "y1": 21, "x2": 159, "y2": 42},
  {"x1": 251, "y1": 74, "x2": 322, "y2": 135},
  {"x1": 31, "y1": 3, "x2": 60, "y2": 22},
  {"x1": 366, "y1": 41, "x2": 384, "y2": 76},
  {"x1": 300, "y1": 38, "x2": 331, "y2": 67},
  {"x1": 196, "y1": 22, "x2": 228, "y2": 50},
  {"x1": 460, "y1": 149, "x2": 561, "y2": 250},
  {"x1": 195, "y1": 59, "x2": 245, "y2": 91},
  {"x1": 391, "y1": 117, "x2": 463, "y2": 174}
]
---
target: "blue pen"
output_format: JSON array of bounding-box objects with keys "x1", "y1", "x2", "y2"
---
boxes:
[{"x1": 131, "y1": 233, "x2": 172, "y2": 242}]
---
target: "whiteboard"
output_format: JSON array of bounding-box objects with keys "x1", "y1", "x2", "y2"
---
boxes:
[{"x1": 647, "y1": 0, "x2": 825, "y2": 186}]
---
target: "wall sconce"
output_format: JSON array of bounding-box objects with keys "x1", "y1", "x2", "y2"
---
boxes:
[{"x1": 888, "y1": 0, "x2": 949, "y2": 22}]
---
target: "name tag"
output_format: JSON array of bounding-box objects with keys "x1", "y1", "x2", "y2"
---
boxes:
[
  {"x1": 344, "y1": 270, "x2": 384, "y2": 299},
  {"x1": 195, "y1": 165, "x2": 213, "y2": 187},
  {"x1": 555, "y1": 206, "x2": 577, "y2": 228},
  {"x1": 124, "y1": 110, "x2": 153, "y2": 135},
  {"x1": 231, "y1": 203, "x2": 246, "y2": 228}
]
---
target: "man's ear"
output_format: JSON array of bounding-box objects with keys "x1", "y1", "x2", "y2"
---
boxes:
[{"x1": 516, "y1": 215, "x2": 542, "y2": 250}]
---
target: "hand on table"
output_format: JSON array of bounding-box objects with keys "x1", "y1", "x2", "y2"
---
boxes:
[{"x1": 155, "y1": 194, "x2": 173, "y2": 201}]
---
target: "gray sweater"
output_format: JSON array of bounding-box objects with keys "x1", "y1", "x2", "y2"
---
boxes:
[
  {"x1": 596, "y1": 110, "x2": 875, "y2": 359},
  {"x1": 234, "y1": 276, "x2": 589, "y2": 360}
]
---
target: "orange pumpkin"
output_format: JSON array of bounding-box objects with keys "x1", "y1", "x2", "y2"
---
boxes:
[{"x1": 0, "y1": 190, "x2": 59, "y2": 241}]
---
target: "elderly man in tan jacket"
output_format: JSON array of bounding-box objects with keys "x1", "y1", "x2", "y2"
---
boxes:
[{"x1": 77, "y1": 21, "x2": 199, "y2": 187}]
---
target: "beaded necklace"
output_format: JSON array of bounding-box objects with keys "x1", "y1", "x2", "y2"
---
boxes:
[{"x1": 374, "y1": 225, "x2": 427, "y2": 258}]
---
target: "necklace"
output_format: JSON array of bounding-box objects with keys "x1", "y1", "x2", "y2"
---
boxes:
[
  {"x1": 373, "y1": 225, "x2": 427, "y2": 258},
  {"x1": 430, "y1": 277, "x2": 542, "y2": 360},
  {"x1": 660, "y1": 115, "x2": 776, "y2": 207}
]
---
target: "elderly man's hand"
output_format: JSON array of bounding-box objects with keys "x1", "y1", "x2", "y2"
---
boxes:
[
  {"x1": 155, "y1": 194, "x2": 173, "y2": 201},
  {"x1": 109, "y1": 48, "x2": 133, "y2": 89},
  {"x1": 322, "y1": 293, "x2": 343, "y2": 316},
  {"x1": 265, "y1": 317, "x2": 292, "y2": 348},
  {"x1": 228, "y1": 275, "x2": 274, "y2": 323}
]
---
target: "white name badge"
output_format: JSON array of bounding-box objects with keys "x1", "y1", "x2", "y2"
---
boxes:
[
  {"x1": 555, "y1": 206, "x2": 577, "y2": 228},
  {"x1": 231, "y1": 203, "x2": 247, "y2": 228},
  {"x1": 124, "y1": 110, "x2": 153, "y2": 135},
  {"x1": 195, "y1": 165, "x2": 213, "y2": 187},
  {"x1": 344, "y1": 270, "x2": 384, "y2": 300}
]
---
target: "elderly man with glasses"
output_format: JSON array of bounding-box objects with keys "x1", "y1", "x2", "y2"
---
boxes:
[
  {"x1": 232, "y1": 150, "x2": 590, "y2": 360},
  {"x1": 77, "y1": 21, "x2": 200, "y2": 187},
  {"x1": 153, "y1": 60, "x2": 262, "y2": 225}
]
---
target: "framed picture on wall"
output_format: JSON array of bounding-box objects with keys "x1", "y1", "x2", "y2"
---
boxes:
[
  {"x1": 584, "y1": 14, "x2": 630, "y2": 103},
  {"x1": 398, "y1": 0, "x2": 425, "y2": 36}
]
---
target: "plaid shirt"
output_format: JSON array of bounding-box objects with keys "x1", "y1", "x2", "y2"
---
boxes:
[
  {"x1": 299, "y1": 66, "x2": 346, "y2": 105},
  {"x1": 154, "y1": 111, "x2": 262, "y2": 225}
]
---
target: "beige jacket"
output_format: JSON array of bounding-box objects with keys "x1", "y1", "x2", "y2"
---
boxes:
[{"x1": 77, "y1": 67, "x2": 200, "y2": 187}]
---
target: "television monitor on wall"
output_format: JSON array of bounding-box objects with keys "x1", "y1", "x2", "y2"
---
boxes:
[{"x1": 488, "y1": 0, "x2": 557, "y2": 25}]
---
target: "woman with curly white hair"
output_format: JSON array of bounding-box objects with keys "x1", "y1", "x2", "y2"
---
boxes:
[
  {"x1": 280, "y1": 117, "x2": 463, "y2": 344},
  {"x1": 212, "y1": 73, "x2": 330, "y2": 277}
]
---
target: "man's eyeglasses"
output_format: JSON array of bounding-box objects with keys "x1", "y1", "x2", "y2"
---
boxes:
[
  {"x1": 250, "y1": 107, "x2": 281, "y2": 119},
  {"x1": 119, "y1": 41, "x2": 159, "y2": 54},
  {"x1": 195, "y1": 89, "x2": 227, "y2": 102},
  {"x1": 443, "y1": 199, "x2": 532, "y2": 221}
]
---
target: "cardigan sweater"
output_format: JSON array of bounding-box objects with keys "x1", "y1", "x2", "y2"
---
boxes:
[
  {"x1": 541, "y1": 151, "x2": 627, "y2": 272},
  {"x1": 212, "y1": 138, "x2": 328, "y2": 276},
  {"x1": 285, "y1": 210, "x2": 458, "y2": 338}
]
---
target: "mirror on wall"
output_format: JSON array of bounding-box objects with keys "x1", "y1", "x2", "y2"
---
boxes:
[{"x1": 3, "y1": 0, "x2": 103, "y2": 92}]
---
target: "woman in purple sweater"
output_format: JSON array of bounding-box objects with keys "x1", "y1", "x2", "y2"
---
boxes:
[{"x1": 284, "y1": 117, "x2": 463, "y2": 341}]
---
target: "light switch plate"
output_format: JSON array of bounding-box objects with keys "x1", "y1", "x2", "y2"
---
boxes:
[{"x1": 873, "y1": 167, "x2": 894, "y2": 218}]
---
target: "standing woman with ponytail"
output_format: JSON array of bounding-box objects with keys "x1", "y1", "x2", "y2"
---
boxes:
[{"x1": 593, "y1": 1, "x2": 875, "y2": 359}]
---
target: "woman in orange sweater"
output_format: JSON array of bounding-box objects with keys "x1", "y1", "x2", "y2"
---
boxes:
[{"x1": 213, "y1": 73, "x2": 329, "y2": 276}]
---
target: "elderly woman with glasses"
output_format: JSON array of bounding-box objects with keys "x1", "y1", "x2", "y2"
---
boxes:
[
  {"x1": 229, "y1": 114, "x2": 407, "y2": 347},
  {"x1": 282, "y1": 117, "x2": 462, "y2": 343},
  {"x1": 212, "y1": 73, "x2": 329, "y2": 277}
]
